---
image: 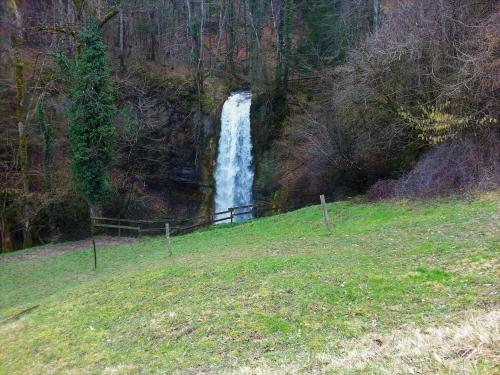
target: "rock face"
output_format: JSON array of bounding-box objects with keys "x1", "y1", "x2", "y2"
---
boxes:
[
  {"x1": 110, "y1": 72, "x2": 225, "y2": 223},
  {"x1": 250, "y1": 92, "x2": 288, "y2": 204},
  {"x1": 5, "y1": 68, "x2": 226, "y2": 248}
]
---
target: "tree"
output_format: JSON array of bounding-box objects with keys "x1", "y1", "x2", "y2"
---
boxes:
[
  {"x1": 373, "y1": 0, "x2": 380, "y2": 34},
  {"x1": 295, "y1": 0, "x2": 347, "y2": 71},
  {"x1": 64, "y1": 21, "x2": 116, "y2": 216},
  {"x1": 247, "y1": 0, "x2": 269, "y2": 86},
  {"x1": 275, "y1": 0, "x2": 294, "y2": 91},
  {"x1": 37, "y1": 92, "x2": 56, "y2": 233},
  {"x1": 6, "y1": 0, "x2": 33, "y2": 248}
]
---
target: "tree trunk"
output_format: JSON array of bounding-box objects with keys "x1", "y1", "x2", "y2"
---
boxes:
[
  {"x1": 0, "y1": 191, "x2": 14, "y2": 253},
  {"x1": 10, "y1": 0, "x2": 32, "y2": 249},
  {"x1": 0, "y1": 217, "x2": 14, "y2": 253},
  {"x1": 149, "y1": 10, "x2": 156, "y2": 61},
  {"x1": 226, "y1": 0, "x2": 236, "y2": 74},
  {"x1": 274, "y1": 0, "x2": 292, "y2": 91},
  {"x1": 38, "y1": 93, "x2": 56, "y2": 237},
  {"x1": 282, "y1": 0, "x2": 293, "y2": 91},
  {"x1": 16, "y1": 56, "x2": 31, "y2": 249},
  {"x1": 373, "y1": 0, "x2": 380, "y2": 35},
  {"x1": 119, "y1": 6, "x2": 125, "y2": 71},
  {"x1": 274, "y1": 0, "x2": 284, "y2": 90},
  {"x1": 89, "y1": 204, "x2": 102, "y2": 220}
]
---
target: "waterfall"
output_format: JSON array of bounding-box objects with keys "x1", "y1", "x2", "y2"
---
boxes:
[{"x1": 214, "y1": 92, "x2": 254, "y2": 223}]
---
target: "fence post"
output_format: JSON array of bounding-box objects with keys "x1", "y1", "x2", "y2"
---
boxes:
[
  {"x1": 229, "y1": 208, "x2": 234, "y2": 223},
  {"x1": 165, "y1": 223, "x2": 173, "y2": 257},
  {"x1": 320, "y1": 194, "x2": 333, "y2": 235},
  {"x1": 92, "y1": 238, "x2": 97, "y2": 270},
  {"x1": 90, "y1": 217, "x2": 97, "y2": 270}
]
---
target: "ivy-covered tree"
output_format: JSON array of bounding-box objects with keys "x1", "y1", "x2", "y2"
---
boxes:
[{"x1": 65, "y1": 21, "x2": 116, "y2": 215}]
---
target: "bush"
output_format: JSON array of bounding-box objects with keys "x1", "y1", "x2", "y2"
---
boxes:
[
  {"x1": 367, "y1": 180, "x2": 398, "y2": 201},
  {"x1": 368, "y1": 135, "x2": 500, "y2": 200},
  {"x1": 273, "y1": 1, "x2": 499, "y2": 207},
  {"x1": 395, "y1": 137, "x2": 499, "y2": 198}
]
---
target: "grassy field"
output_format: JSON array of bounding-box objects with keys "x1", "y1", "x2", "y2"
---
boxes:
[{"x1": 1, "y1": 194, "x2": 499, "y2": 374}]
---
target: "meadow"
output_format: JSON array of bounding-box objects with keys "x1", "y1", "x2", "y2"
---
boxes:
[{"x1": 1, "y1": 194, "x2": 498, "y2": 374}]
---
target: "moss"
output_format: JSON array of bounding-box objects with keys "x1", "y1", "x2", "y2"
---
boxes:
[
  {"x1": 198, "y1": 93, "x2": 213, "y2": 113},
  {"x1": 40, "y1": 68, "x2": 56, "y2": 86},
  {"x1": 13, "y1": 49, "x2": 32, "y2": 249},
  {"x1": 200, "y1": 79, "x2": 229, "y2": 114},
  {"x1": 250, "y1": 91, "x2": 288, "y2": 203},
  {"x1": 198, "y1": 135, "x2": 217, "y2": 220},
  {"x1": 130, "y1": 64, "x2": 195, "y2": 101}
]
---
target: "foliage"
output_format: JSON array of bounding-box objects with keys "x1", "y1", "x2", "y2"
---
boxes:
[
  {"x1": 399, "y1": 102, "x2": 497, "y2": 145},
  {"x1": 296, "y1": 0, "x2": 341, "y2": 69},
  {"x1": 366, "y1": 179, "x2": 398, "y2": 201},
  {"x1": 133, "y1": 18, "x2": 152, "y2": 34},
  {"x1": 0, "y1": 195, "x2": 498, "y2": 372},
  {"x1": 2, "y1": 0, "x2": 499, "y2": 248},
  {"x1": 64, "y1": 21, "x2": 116, "y2": 208},
  {"x1": 115, "y1": 103, "x2": 139, "y2": 141},
  {"x1": 382, "y1": 136, "x2": 499, "y2": 199},
  {"x1": 272, "y1": 1, "x2": 500, "y2": 206},
  {"x1": 53, "y1": 52, "x2": 75, "y2": 83}
]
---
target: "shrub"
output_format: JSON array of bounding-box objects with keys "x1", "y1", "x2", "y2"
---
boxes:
[
  {"x1": 394, "y1": 136, "x2": 499, "y2": 198},
  {"x1": 367, "y1": 180, "x2": 398, "y2": 201},
  {"x1": 368, "y1": 135, "x2": 500, "y2": 200},
  {"x1": 273, "y1": 1, "x2": 499, "y2": 206}
]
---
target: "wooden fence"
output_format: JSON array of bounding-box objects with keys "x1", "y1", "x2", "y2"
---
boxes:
[
  {"x1": 90, "y1": 203, "x2": 278, "y2": 238},
  {"x1": 87, "y1": 195, "x2": 332, "y2": 270}
]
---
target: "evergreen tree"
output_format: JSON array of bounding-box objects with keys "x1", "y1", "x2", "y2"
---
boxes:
[{"x1": 66, "y1": 21, "x2": 115, "y2": 214}]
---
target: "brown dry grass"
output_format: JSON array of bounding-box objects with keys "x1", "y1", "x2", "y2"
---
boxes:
[{"x1": 229, "y1": 310, "x2": 500, "y2": 375}]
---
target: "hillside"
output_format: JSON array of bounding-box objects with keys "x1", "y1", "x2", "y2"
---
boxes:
[
  {"x1": 2, "y1": 1, "x2": 498, "y2": 251},
  {"x1": 1, "y1": 194, "x2": 498, "y2": 374}
]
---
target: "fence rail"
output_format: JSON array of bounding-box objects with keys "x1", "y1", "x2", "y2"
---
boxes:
[
  {"x1": 87, "y1": 194, "x2": 332, "y2": 271},
  {"x1": 90, "y1": 202, "x2": 278, "y2": 238},
  {"x1": 93, "y1": 223, "x2": 140, "y2": 231}
]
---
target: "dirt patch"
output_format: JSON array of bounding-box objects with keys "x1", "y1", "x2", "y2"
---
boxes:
[{"x1": 1, "y1": 236, "x2": 137, "y2": 263}]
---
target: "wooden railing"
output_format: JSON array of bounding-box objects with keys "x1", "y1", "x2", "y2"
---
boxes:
[
  {"x1": 90, "y1": 203, "x2": 278, "y2": 238},
  {"x1": 87, "y1": 195, "x2": 334, "y2": 270},
  {"x1": 91, "y1": 217, "x2": 167, "y2": 237},
  {"x1": 212, "y1": 204, "x2": 270, "y2": 224}
]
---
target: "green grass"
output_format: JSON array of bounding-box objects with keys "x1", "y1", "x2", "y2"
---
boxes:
[{"x1": 1, "y1": 194, "x2": 499, "y2": 374}]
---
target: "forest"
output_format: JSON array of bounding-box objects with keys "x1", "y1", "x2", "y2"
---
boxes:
[
  {"x1": 1, "y1": 0, "x2": 499, "y2": 251},
  {"x1": 1, "y1": 1, "x2": 499, "y2": 374}
]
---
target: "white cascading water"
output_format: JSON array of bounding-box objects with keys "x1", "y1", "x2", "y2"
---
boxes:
[{"x1": 214, "y1": 92, "x2": 254, "y2": 223}]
